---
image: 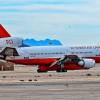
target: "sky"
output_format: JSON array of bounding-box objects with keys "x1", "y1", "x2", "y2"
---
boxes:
[{"x1": 0, "y1": 0, "x2": 100, "y2": 46}]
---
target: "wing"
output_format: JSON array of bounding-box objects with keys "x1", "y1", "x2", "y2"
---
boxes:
[{"x1": 49, "y1": 55, "x2": 81, "y2": 67}]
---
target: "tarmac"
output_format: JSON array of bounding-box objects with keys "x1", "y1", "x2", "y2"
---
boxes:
[{"x1": 0, "y1": 64, "x2": 100, "y2": 100}]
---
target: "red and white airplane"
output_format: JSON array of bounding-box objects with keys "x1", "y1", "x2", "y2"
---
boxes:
[
  {"x1": 0, "y1": 24, "x2": 23, "y2": 47},
  {"x1": 0, "y1": 46, "x2": 96, "y2": 72},
  {"x1": 0, "y1": 24, "x2": 98, "y2": 73}
]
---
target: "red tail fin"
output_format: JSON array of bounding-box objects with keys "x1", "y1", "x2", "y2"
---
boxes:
[{"x1": 0, "y1": 24, "x2": 11, "y2": 38}]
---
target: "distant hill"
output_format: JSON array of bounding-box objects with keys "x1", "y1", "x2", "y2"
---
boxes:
[{"x1": 22, "y1": 39, "x2": 62, "y2": 46}]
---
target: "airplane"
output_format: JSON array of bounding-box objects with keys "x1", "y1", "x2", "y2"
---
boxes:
[
  {"x1": 0, "y1": 24, "x2": 97, "y2": 73},
  {"x1": 0, "y1": 24, "x2": 23, "y2": 47},
  {"x1": 0, "y1": 46, "x2": 96, "y2": 72}
]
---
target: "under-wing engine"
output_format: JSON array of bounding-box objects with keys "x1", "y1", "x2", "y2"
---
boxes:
[
  {"x1": 50, "y1": 55, "x2": 95, "y2": 69},
  {"x1": 37, "y1": 55, "x2": 95, "y2": 73},
  {"x1": 78, "y1": 58, "x2": 95, "y2": 69}
]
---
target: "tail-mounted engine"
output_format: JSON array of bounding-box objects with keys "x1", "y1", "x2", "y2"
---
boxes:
[
  {"x1": 53, "y1": 55, "x2": 95, "y2": 69},
  {"x1": 0, "y1": 37, "x2": 23, "y2": 47}
]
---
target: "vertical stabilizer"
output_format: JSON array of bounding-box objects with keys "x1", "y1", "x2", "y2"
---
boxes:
[{"x1": 0, "y1": 24, "x2": 11, "y2": 38}]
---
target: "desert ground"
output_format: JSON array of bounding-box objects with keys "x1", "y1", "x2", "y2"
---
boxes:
[{"x1": 0, "y1": 64, "x2": 100, "y2": 100}]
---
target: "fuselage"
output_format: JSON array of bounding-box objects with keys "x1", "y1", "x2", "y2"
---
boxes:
[
  {"x1": 7, "y1": 45, "x2": 100, "y2": 65},
  {"x1": 0, "y1": 24, "x2": 96, "y2": 71},
  {"x1": 7, "y1": 46, "x2": 69, "y2": 65}
]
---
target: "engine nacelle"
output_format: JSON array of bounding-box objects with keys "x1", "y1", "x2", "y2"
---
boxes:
[
  {"x1": 0, "y1": 37, "x2": 23, "y2": 47},
  {"x1": 78, "y1": 58, "x2": 95, "y2": 69}
]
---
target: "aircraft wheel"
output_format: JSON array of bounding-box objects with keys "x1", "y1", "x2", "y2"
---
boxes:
[
  {"x1": 61, "y1": 69, "x2": 67, "y2": 72},
  {"x1": 37, "y1": 69, "x2": 41, "y2": 73},
  {"x1": 56, "y1": 69, "x2": 61, "y2": 72},
  {"x1": 62, "y1": 69, "x2": 67, "y2": 72},
  {"x1": 37, "y1": 69, "x2": 47, "y2": 73},
  {"x1": 56, "y1": 69, "x2": 67, "y2": 72}
]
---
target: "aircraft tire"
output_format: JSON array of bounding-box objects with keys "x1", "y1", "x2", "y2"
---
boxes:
[
  {"x1": 56, "y1": 69, "x2": 61, "y2": 72},
  {"x1": 37, "y1": 69, "x2": 47, "y2": 73},
  {"x1": 56, "y1": 69, "x2": 67, "y2": 72},
  {"x1": 62, "y1": 69, "x2": 67, "y2": 72}
]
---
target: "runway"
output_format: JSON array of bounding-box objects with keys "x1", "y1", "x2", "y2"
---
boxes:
[
  {"x1": 0, "y1": 81, "x2": 100, "y2": 100},
  {"x1": 0, "y1": 64, "x2": 100, "y2": 100}
]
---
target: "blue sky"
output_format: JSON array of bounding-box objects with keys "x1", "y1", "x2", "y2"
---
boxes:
[{"x1": 0, "y1": 0, "x2": 100, "y2": 45}]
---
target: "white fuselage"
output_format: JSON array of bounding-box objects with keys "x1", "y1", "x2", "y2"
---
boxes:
[
  {"x1": 14, "y1": 46, "x2": 69, "y2": 59},
  {"x1": 2, "y1": 45, "x2": 96, "y2": 71},
  {"x1": 15, "y1": 46, "x2": 100, "y2": 59}
]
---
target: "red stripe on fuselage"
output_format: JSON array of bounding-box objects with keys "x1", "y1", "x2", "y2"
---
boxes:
[
  {"x1": 87, "y1": 56, "x2": 100, "y2": 63},
  {"x1": 7, "y1": 56, "x2": 100, "y2": 66},
  {"x1": 8, "y1": 58, "x2": 57, "y2": 65}
]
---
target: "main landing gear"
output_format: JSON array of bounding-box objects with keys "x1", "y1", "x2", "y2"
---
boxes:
[
  {"x1": 56, "y1": 64, "x2": 67, "y2": 72},
  {"x1": 56, "y1": 69, "x2": 67, "y2": 72},
  {"x1": 37, "y1": 65, "x2": 67, "y2": 73},
  {"x1": 37, "y1": 68, "x2": 67, "y2": 73},
  {"x1": 37, "y1": 55, "x2": 81, "y2": 73},
  {"x1": 37, "y1": 69, "x2": 48, "y2": 73}
]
